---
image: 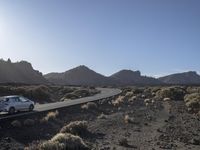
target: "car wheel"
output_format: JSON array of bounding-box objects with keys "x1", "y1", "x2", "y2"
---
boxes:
[
  {"x1": 29, "y1": 104, "x2": 34, "y2": 111},
  {"x1": 9, "y1": 107, "x2": 15, "y2": 114}
]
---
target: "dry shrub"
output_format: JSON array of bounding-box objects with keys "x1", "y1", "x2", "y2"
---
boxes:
[
  {"x1": 81, "y1": 102, "x2": 97, "y2": 110},
  {"x1": 63, "y1": 93, "x2": 79, "y2": 100},
  {"x1": 151, "y1": 87, "x2": 161, "y2": 93},
  {"x1": 184, "y1": 93, "x2": 200, "y2": 113},
  {"x1": 60, "y1": 121, "x2": 88, "y2": 136},
  {"x1": 97, "y1": 113, "x2": 107, "y2": 119},
  {"x1": 125, "y1": 91, "x2": 133, "y2": 98},
  {"x1": 39, "y1": 140, "x2": 64, "y2": 150},
  {"x1": 0, "y1": 86, "x2": 12, "y2": 96},
  {"x1": 89, "y1": 89, "x2": 100, "y2": 96},
  {"x1": 40, "y1": 133, "x2": 88, "y2": 150},
  {"x1": 132, "y1": 88, "x2": 144, "y2": 94},
  {"x1": 122, "y1": 87, "x2": 132, "y2": 95},
  {"x1": 25, "y1": 85, "x2": 50, "y2": 102},
  {"x1": 144, "y1": 99, "x2": 151, "y2": 103},
  {"x1": 11, "y1": 120, "x2": 22, "y2": 128},
  {"x1": 163, "y1": 97, "x2": 171, "y2": 101},
  {"x1": 124, "y1": 115, "x2": 133, "y2": 124},
  {"x1": 42, "y1": 110, "x2": 59, "y2": 122},
  {"x1": 156, "y1": 87, "x2": 185, "y2": 100},
  {"x1": 112, "y1": 96, "x2": 125, "y2": 106},
  {"x1": 60, "y1": 87, "x2": 75, "y2": 94},
  {"x1": 128, "y1": 96, "x2": 137, "y2": 102},
  {"x1": 186, "y1": 87, "x2": 200, "y2": 94},
  {"x1": 24, "y1": 119, "x2": 35, "y2": 127},
  {"x1": 72, "y1": 89, "x2": 90, "y2": 98}
]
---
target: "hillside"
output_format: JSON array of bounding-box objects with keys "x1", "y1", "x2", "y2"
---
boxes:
[
  {"x1": 45, "y1": 65, "x2": 114, "y2": 86},
  {"x1": 45, "y1": 67, "x2": 162, "y2": 86},
  {"x1": 110, "y1": 70, "x2": 162, "y2": 85},
  {"x1": 158, "y1": 71, "x2": 200, "y2": 85},
  {"x1": 0, "y1": 59, "x2": 48, "y2": 84}
]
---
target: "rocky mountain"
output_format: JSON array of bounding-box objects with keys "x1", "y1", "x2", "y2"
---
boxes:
[
  {"x1": 158, "y1": 71, "x2": 200, "y2": 85},
  {"x1": 45, "y1": 66, "x2": 162, "y2": 86},
  {"x1": 110, "y1": 70, "x2": 162, "y2": 85},
  {"x1": 0, "y1": 59, "x2": 48, "y2": 84},
  {"x1": 44, "y1": 65, "x2": 115, "y2": 86}
]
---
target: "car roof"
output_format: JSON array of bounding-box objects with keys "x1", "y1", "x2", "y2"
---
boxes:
[{"x1": 1, "y1": 95, "x2": 20, "y2": 99}]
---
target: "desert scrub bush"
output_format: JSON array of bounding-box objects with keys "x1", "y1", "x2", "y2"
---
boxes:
[
  {"x1": 112, "y1": 96, "x2": 125, "y2": 106},
  {"x1": 184, "y1": 93, "x2": 200, "y2": 113},
  {"x1": 60, "y1": 121, "x2": 88, "y2": 136},
  {"x1": 40, "y1": 133, "x2": 88, "y2": 150},
  {"x1": 28, "y1": 85, "x2": 50, "y2": 101},
  {"x1": 124, "y1": 115, "x2": 133, "y2": 124},
  {"x1": 163, "y1": 97, "x2": 171, "y2": 101},
  {"x1": 24, "y1": 119, "x2": 35, "y2": 127},
  {"x1": 124, "y1": 91, "x2": 133, "y2": 100},
  {"x1": 63, "y1": 93, "x2": 79, "y2": 100},
  {"x1": 89, "y1": 88, "x2": 100, "y2": 95},
  {"x1": 144, "y1": 98, "x2": 151, "y2": 103},
  {"x1": 11, "y1": 120, "x2": 22, "y2": 128},
  {"x1": 150, "y1": 86, "x2": 161, "y2": 93},
  {"x1": 39, "y1": 140, "x2": 64, "y2": 150},
  {"x1": 186, "y1": 87, "x2": 200, "y2": 94},
  {"x1": 156, "y1": 87, "x2": 185, "y2": 100},
  {"x1": 143, "y1": 87, "x2": 152, "y2": 96},
  {"x1": 0, "y1": 86, "x2": 12, "y2": 96},
  {"x1": 128, "y1": 95, "x2": 137, "y2": 102},
  {"x1": 121, "y1": 87, "x2": 132, "y2": 96},
  {"x1": 97, "y1": 113, "x2": 107, "y2": 119},
  {"x1": 132, "y1": 87, "x2": 144, "y2": 94},
  {"x1": 72, "y1": 89, "x2": 90, "y2": 98},
  {"x1": 60, "y1": 87, "x2": 75, "y2": 94},
  {"x1": 81, "y1": 102, "x2": 97, "y2": 110},
  {"x1": 42, "y1": 110, "x2": 59, "y2": 122}
]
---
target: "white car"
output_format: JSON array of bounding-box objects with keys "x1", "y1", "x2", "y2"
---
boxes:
[{"x1": 0, "y1": 95, "x2": 35, "y2": 114}]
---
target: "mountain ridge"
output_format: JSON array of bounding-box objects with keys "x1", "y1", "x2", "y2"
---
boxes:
[
  {"x1": 158, "y1": 71, "x2": 200, "y2": 85},
  {"x1": 1, "y1": 59, "x2": 200, "y2": 86},
  {"x1": 45, "y1": 66, "x2": 162, "y2": 86},
  {"x1": 0, "y1": 59, "x2": 48, "y2": 84}
]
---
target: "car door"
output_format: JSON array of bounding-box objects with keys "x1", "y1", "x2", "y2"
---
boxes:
[
  {"x1": 19, "y1": 97, "x2": 30, "y2": 110},
  {"x1": 8, "y1": 97, "x2": 20, "y2": 110},
  {"x1": 13, "y1": 97, "x2": 23, "y2": 110}
]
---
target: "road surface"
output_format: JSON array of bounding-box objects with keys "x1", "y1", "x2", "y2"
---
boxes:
[{"x1": 0, "y1": 88, "x2": 121, "y2": 120}]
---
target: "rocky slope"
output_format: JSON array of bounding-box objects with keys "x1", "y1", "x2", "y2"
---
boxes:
[
  {"x1": 45, "y1": 65, "x2": 114, "y2": 86},
  {"x1": 0, "y1": 59, "x2": 47, "y2": 84},
  {"x1": 110, "y1": 70, "x2": 162, "y2": 86},
  {"x1": 159, "y1": 71, "x2": 200, "y2": 85},
  {"x1": 45, "y1": 66, "x2": 162, "y2": 86}
]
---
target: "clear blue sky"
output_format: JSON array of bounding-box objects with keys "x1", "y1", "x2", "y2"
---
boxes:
[{"x1": 0, "y1": 0, "x2": 199, "y2": 77}]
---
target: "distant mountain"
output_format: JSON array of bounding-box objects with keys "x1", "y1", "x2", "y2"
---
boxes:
[
  {"x1": 44, "y1": 65, "x2": 115, "y2": 86},
  {"x1": 45, "y1": 66, "x2": 162, "y2": 86},
  {"x1": 2, "y1": 58, "x2": 200, "y2": 86},
  {"x1": 0, "y1": 59, "x2": 48, "y2": 84},
  {"x1": 110, "y1": 70, "x2": 162, "y2": 85},
  {"x1": 158, "y1": 71, "x2": 200, "y2": 85}
]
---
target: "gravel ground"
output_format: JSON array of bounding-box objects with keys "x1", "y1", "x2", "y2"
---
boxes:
[{"x1": 0, "y1": 90, "x2": 200, "y2": 150}]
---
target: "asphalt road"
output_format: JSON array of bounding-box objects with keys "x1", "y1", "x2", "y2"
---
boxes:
[{"x1": 0, "y1": 88, "x2": 121, "y2": 120}]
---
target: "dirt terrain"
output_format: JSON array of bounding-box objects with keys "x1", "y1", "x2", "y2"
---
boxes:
[{"x1": 0, "y1": 86, "x2": 200, "y2": 150}]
